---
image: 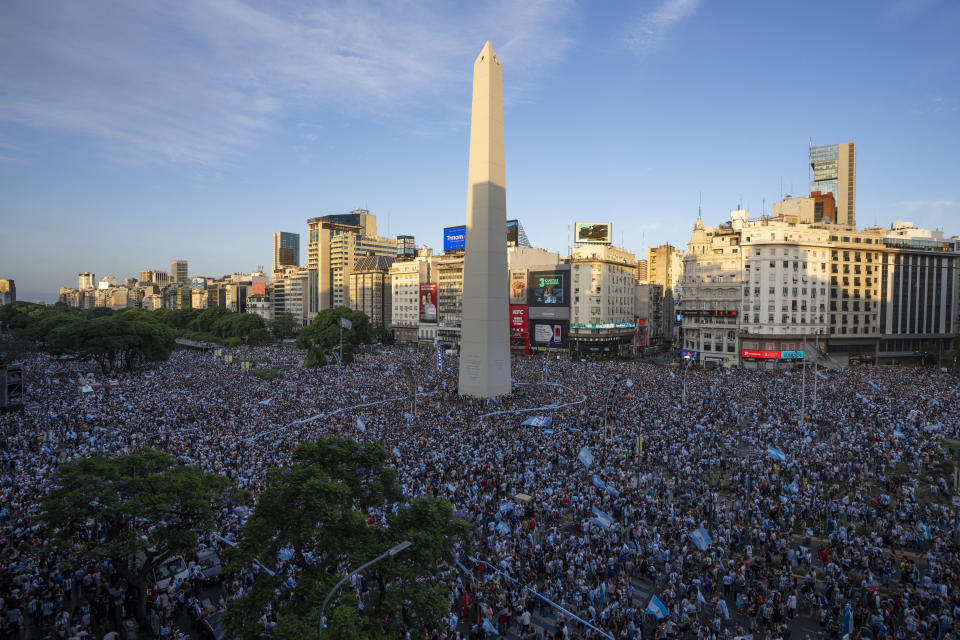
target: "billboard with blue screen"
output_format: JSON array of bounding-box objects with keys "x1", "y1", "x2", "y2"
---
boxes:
[{"x1": 443, "y1": 226, "x2": 466, "y2": 252}]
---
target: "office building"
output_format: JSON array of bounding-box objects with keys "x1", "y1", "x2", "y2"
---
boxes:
[
  {"x1": 0, "y1": 280, "x2": 15, "y2": 306},
  {"x1": 306, "y1": 209, "x2": 396, "y2": 316},
  {"x1": 635, "y1": 259, "x2": 648, "y2": 283},
  {"x1": 810, "y1": 141, "x2": 856, "y2": 228},
  {"x1": 171, "y1": 260, "x2": 188, "y2": 284},
  {"x1": 647, "y1": 244, "x2": 684, "y2": 290},
  {"x1": 569, "y1": 244, "x2": 637, "y2": 355},
  {"x1": 272, "y1": 232, "x2": 301, "y2": 272},
  {"x1": 349, "y1": 255, "x2": 395, "y2": 327},
  {"x1": 389, "y1": 254, "x2": 435, "y2": 344},
  {"x1": 79, "y1": 272, "x2": 95, "y2": 290},
  {"x1": 271, "y1": 266, "x2": 309, "y2": 327}
]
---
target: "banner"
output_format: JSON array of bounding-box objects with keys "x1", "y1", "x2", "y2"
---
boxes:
[
  {"x1": 530, "y1": 319, "x2": 568, "y2": 348},
  {"x1": 420, "y1": 283, "x2": 438, "y2": 322},
  {"x1": 646, "y1": 596, "x2": 668, "y2": 619},
  {"x1": 574, "y1": 222, "x2": 612, "y2": 244},
  {"x1": 577, "y1": 446, "x2": 594, "y2": 468}
]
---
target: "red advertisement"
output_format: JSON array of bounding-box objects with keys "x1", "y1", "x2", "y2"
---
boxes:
[
  {"x1": 740, "y1": 349, "x2": 781, "y2": 359},
  {"x1": 250, "y1": 282, "x2": 266, "y2": 296},
  {"x1": 419, "y1": 283, "x2": 437, "y2": 322},
  {"x1": 635, "y1": 319, "x2": 648, "y2": 347},
  {"x1": 509, "y1": 305, "x2": 528, "y2": 337}
]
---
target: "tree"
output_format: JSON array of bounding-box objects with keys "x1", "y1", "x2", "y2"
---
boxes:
[
  {"x1": 46, "y1": 313, "x2": 176, "y2": 374},
  {"x1": 296, "y1": 307, "x2": 373, "y2": 352},
  {"x1": 41, "y1": 449, "x2": 230, "y2": 625},
  {"x1": 269, "y1": 312, "x2": 297, "y2": 341},
  {"x1": 227, "y1": 438, "x2": 472, "y2": 640}
]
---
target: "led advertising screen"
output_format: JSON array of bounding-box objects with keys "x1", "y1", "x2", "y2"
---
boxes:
[
  {"x1": 419, "y1": 283, "x2": 437, "y2": 322},
  {"x1": 528, "y1": 271, "x2": 569, "y2": 307},
  {"x1": 506, "y1": 219, "x2": 519, "y2": 245},
  {"x1": 529, "y1": 319, "x2": 568, "y2": 348},
  {"x1": 575, "y1": 222, "x2": 612, "y2": 244},
  {"x1": 509, "y1": 305, "x2": 528, "y2": 337},
  {"x1": 443, "y1": 226, "x2": 466, "y2": 252}
]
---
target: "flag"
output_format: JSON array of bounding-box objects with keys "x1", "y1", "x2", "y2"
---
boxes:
[
  {"x1": 481, "y1": 618, "x2": 499, "y2": 635},
  {"x1": 697, "y1": 590, "x2": 707, "y2": 605},
  {"x1": 499, "y1": 502, "x2": 515, "y2": 514},
  {"x1": 625, "y1": 378, "x2": 634, "y2": 388},
  {"x1": 437, "y1": 345, "x2": 443, "y2": 371},
  {"x1": 842, "y1": 603, "x2": 852, "y2": 635},
  {"x1": 356, "y1": 417, "x2": 366, "y2": 432},
  {"x1": 340, "y1": 316, "x2": 352, "y2": 330},
  {"x1": 766, "y1": 446, "x2": 786, "y2": 462},
  {"x1": 606, "y1": 484, "x2": 620, "y2": 498},
  {"x1": 591, "y1": 508, "x2": 613, "y2": 530},
  {"x1": 718, "y1": 598, "x2": 730, "y2": 620},
  {"x1": 578, "y1": 447, "x2": 594, "y2": 468},
  {"x1": 868, "y1": 380, "x2": 882, "y2": 392},
  {"x1": 592, "y1": 475, "x2": 606, "y2": 490},
  {"x1": 688, "y1": 526, "x2": 712, "y2": 551},
  {"x1": 919, "y1": 522, "x2": 931, "y2": 540},
  {"x1": 403, "y1": 412, "x2": 414, "y2": 422},
  {"x1": 646, "y1": 595, "x2": 668, "y2": 619}
]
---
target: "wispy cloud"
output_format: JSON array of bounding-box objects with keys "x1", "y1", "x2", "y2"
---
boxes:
[
  {"x1": 889, "y1": 199, "x2": 956, "y2": 211},
  {"x1": 623, "y1": 0, "x2": 700, "y2": 55},
  {"x1": 910, "y1": 96, "x2": 958, "y2": 115},
  {"x1": 0, "y1": 0, "x2": 574, "y2": 165}
]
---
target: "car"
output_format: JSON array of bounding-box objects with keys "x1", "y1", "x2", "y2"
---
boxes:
[
  {"x1": 197, "y1": 548, "x2": 223, "y2": 584},
  {"x1": 152, "y1": 555, "x2": 189, "y2": 590},
  {"x1": 199, "y1": 609, "x2": 227, "y2": 640}
]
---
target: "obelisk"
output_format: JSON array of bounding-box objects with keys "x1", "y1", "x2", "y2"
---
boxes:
[{"x1": 458, "y1": 41, "x2": 511, "y2": 398}]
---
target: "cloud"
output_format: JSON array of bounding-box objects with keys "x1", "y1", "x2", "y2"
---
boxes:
[
  {"x1": 910, "y1": 96, "x2": 958, "y2": 115},
  {"x1": 623, "y1": 0, "x2": 700, "y2": 55},
  {"x1": 889, "y1": 199, "x2": 956, "y2": 210},
  {"x1": 0, "y1": 0, "x2": 574, "y2": 166}
]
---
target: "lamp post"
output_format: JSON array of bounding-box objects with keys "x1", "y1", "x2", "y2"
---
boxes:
[{"x1": 317, "y1": 541, "x2": 413, "y2": 640}]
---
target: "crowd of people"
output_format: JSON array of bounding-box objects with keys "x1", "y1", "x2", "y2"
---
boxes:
[{"x1": 2, "y1": 342, "x2": 959, "y2": 640}]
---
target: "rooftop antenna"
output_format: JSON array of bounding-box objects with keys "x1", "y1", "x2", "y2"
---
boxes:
[
  {"x1": 762, "y1": 197, "x2": 766, "y2": 216},
  {"x1": 780, "y1": 177, "x2": 783, "y2": 201}
]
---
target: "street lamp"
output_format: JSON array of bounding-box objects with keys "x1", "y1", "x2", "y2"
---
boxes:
[{"x1": 317, "y1": 541, "x2": 413, "y2": 640}]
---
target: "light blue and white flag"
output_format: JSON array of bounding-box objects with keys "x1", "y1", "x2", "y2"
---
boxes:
[
  {"x1": 697, "y1": 589, "x2": 707, "y2": 605},
  {"x1": 578, "y1": 446, "x2": 594, "y2": 468},
  {"x1": 688, "y1": 526, "x2": 713, "y2": 551},
  {"x1": 592, "y1": 475, "x2": 606, "y2": 490},
  {"x1": 919, "y1": 522, "x2": 931, "y2": 540},
  {"x1": 340, "y1": 316, "x2": 352, "y2": 330},
  {"x1": 404, "y1": 412, "x2": 414, "y2": 422},
  {"x1": 646, "y1": 595, "x2": 669, "y2": 619},
  {"x1": 842, "y1": 602, "x2": 852, "y2": 635},
  {"x1": 868, "y1": 380, "x2": 882, "y2": 392},
  {"x1": 521, "y1": 416, "x2": 553, "y2": 427},
  {"x1": 766, "y1": 446, "x2": 786, "y2": 462},
  {"x1": 592, "y1": 508, "x2": 613, "y2": 530},
  {"x1": 718, "y1": 598, "x2": 730, "y2": 620},
  {"x1": 481, "y1": 618, "x2": 499, "y2": 635},
  {"x1": 625, "y1": 379, "x2": 634, "y2": 388},
  {"x1": 606, "y1": 484, "x2": 620, "y2": 498},
  {"x1": 356, "y1": 417, "x2": 366, "y2": 432},
  {"x1": 392, "y1": 447, "x2": 401, "y2": 458},
  {"x1": 499, "y1": 502, "x2": 515, "y2": 514}
]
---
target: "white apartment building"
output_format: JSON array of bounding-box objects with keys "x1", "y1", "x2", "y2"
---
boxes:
[{"x1": 568, "y1": 244, "x2": 637, "y2": 355}]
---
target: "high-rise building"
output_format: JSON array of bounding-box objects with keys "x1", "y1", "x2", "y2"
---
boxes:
[
  {"x1": 0, "y1": 279, "x2": 15, "y2": 306},
  {"x1": 79, "y1": 272, "x2": 95, "y2": 290},
  {"x1": 306, "y1": 209, "x2": 395, "y2": 316},
  {"x1": 272, "y1": 232, "x2": 301, "y2": 272},
  {"x1": 647, "y1": 244, "x2": 684, "y2": 290},
  {"x1": 635, "y1": 259, "x2": 648, "y2": 283},
  {"x1": 171, "y1": 260, "x2": 188, "y2": 284},
  {"x1": 396, "y1": 235, "x2": 416, "y2": 261},
  {"x1": 348, "y1": 255, "x2": 395, "y2": 326},
  {"x1": 810, "y1": 141, "x2": 856, "y2": 228}
]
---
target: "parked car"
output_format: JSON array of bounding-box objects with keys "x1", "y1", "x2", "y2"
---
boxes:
[
  {"x1": 152, "y1": 555, "x2": 189, "y2": 590},
  {"x1": 197, "y1": 547, "x2": 223, "y2": 584}
]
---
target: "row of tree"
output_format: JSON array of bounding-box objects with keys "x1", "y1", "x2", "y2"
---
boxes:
[{"x1": 41, "y1": 438, "x2": 470, "y2": 639}]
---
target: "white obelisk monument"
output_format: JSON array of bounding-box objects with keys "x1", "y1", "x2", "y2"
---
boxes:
[{"x1": 458, "y1": 41, "x2": 511, "y2": 398}]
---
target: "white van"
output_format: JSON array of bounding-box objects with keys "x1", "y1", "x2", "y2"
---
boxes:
[{"x1": 153, "y1": 556, "x2": 189, "y2": 590}]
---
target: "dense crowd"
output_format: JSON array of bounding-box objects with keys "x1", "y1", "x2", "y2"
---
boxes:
[{"x1": 2, "y1": 343, "x2": 960, "y2": 640}]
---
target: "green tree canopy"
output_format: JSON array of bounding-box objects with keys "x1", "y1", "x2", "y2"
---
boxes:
[
  {"x1": 228, "y1": 438, "x2": 472, "y2": 640},
  {"x1": 296, "y1": 307, "x2": 373, "y2": 352},
  {"x1": 41, "y1": 448, "x2": 230, "y2": 624},
  {"x1": 46, "y1": 312, "x2": 176, "y2": 374},
  {"x1": 269, "y1": 312, "x2": 297, "y2": 341}
]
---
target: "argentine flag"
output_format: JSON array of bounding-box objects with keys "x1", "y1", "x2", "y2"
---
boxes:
[
  {"x1": 646, "y1": 595, "x2": 669, "y2": 619},
  {"x1": 356, "y1": 417, "x2": 366, "y2": 432},
  {"x1": 591, "y1": 508, "x2": 614, "y2": 530},
  {"x1": 577, "y1": 446, "x2": 595, "y2": 468},
  {"x1": 688, "y1": 526, "x2": 712, "y2": 551},
  {"x1": 482, "y1": 618, "x2": 499, "y2": 635},
  {"x1": 766, "y1": 445, "x2": 786, "y2": 462}
]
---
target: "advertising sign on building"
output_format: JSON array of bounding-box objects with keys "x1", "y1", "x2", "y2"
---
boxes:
[
  {"x1": 527, "y1": 271, "x2": 569, "y2": 307},
  {"x1": 509, "y1": 305, "x2": 528, "y2": 337},
  {"x1": 250, "y1": 282, "x2": 266, "y2": 296},
  {"x1": 529, "y1": 319, "x2": 568, "y2": 348},
  {"x1": 443, "y1": 226, "x2": 466, "y2": 252},
  {"x1": 419, "y1": 283, "x2": 438, "y2": 322},
  {"x1": 680, "y1": 349, "x2": 698, "y2": 360},
  {"x1": 574, "y1": 222, "x2": 613, "y2": 244},
  {"x1": 635, "y1": 319, "x2": 648, "y2": 347},
  {"x1": 506, "y1": 219, "x2": 519, "y2": 245},
  {"x1": 510, "y1": 270, "x2": 527, "y2": 305}
]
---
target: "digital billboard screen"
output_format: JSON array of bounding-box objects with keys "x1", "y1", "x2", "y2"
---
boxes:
[
  {"x1": 506, "y1": 219, "x2": 519, "y2": 245},
  {"x1": 443, "y1": 226, "x2": 466, "y2": 252},
  {"x1": 529, "y1": 319, "x2": 568, "y2": 348},
  {"x1": 528, "y1": 271, "x2": 569, "y2": 307},
  {"x1": 419, "y1": 283, "x2": 437, "y2": 322},
  {"x1": 575, "y1": 222, "x2": 612, "y2": 244}
]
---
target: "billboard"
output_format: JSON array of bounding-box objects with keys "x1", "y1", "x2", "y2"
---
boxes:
[
  {"x1": 443, "y1": 226, "x2": 466, "y2": 252},
  {"x1": 250, "y1": 282, "x2": 266, "y2": 296},
  {"x1": 191, "y1": 277, "x2": 207, "y2": 290},
  {"x1": 680, "y1": 349, "x2": 698, "y2": 360},
  {"x1": 635, "y1": 320, "x2": 648, "y2": 347},
  {"x1": 741, "y1": 349, "x2": 803, "y2": 360},
  {"x1": 509, "y1": 305, "x2": 528, "y2": 337},
  {"x1": 529, "y1": 319, "x2": 568, "y2": 348},
  {"x1": 575, "y1": 222, "x2": 612, "y2": 244},
  {"x1": 510, "y1": 270, "x2": 527, "y2": 305},
  {"x1": 506, "y1": 219, "x2": 519, "y2": 245},
  {"x1": 419, "y1": 283, "x2": 437, "y2": 322},
  {"x1": 528, "y1": 270, "x2": 569, "y2": 307}
]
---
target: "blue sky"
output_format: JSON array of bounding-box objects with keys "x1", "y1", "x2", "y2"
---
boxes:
[{"x1": 1, "y1": 0, "x2": 958, "y2": 302}]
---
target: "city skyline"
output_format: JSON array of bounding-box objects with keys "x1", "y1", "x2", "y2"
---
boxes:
[{"x1": 2, "y1": 0, "x2": 959, "y2": 302}]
